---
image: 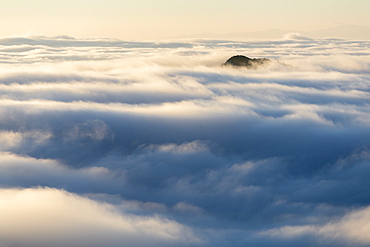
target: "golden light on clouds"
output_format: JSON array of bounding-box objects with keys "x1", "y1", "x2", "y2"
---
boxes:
[{"x1": 0, "y1": 13, "x2": 370, "y2": 247}]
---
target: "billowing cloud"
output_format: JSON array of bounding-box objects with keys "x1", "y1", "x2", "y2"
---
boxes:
[
  {"x1": 0, "y1": 34, "x2": 370, "y2": 246},
  {"x1": 262, "y1": 204, "x2": 370, "y2": 246},
  {"x1": 0, "y1": 187, "x2": 199, "y2": 247}
]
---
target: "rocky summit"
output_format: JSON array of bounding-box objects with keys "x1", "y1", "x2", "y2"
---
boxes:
[{"x1": 224, "y1": 55, "x2": 270, "y2": 68}]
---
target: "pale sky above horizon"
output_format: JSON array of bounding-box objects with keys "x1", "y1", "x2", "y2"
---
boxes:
[{"x1": 1, "y1": 0, "x2": 369, "y2": 39}]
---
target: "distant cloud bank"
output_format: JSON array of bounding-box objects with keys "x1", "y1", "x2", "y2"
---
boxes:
[{"x1": 0, "y1": 35, "x2": 370, "y2": 247}]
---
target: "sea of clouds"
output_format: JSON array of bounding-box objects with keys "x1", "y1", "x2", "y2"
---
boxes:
[{"x1": 0, "y1": 33, "x2": 370, "y2": 247}]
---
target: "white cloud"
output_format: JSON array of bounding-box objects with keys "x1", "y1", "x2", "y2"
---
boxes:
[
  {"x1": 0, "y1": 152, "x2": 119, "y2": 188},
  {"x1": 0, "y1": 130, "x2": 52, "y2": 151},
  {"x1": 0, "y1": 187, "x2": 200, "y2": 247},
  {"x1": 262, "y1": 205, "x2": 370, "y2": 245}
]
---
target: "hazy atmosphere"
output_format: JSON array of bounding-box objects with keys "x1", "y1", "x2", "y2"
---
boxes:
[
  {"x1": 1, "y1": 0, "x2": 370, "y2": 39},
  {"x1": 1, "y1": 1, "x2": 370, "y2": 247}
]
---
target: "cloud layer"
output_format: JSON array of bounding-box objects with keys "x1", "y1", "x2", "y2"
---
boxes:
[{"x1": 1, "y1": 34, "x2": 370, "y2": 246}]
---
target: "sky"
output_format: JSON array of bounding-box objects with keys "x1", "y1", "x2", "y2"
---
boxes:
[
  {"x1": 0, "y1": 0, "x2": 370, "y2": 39},
  {"x1": 0, "y1": 34, "x2": 370, "y2": 246}
]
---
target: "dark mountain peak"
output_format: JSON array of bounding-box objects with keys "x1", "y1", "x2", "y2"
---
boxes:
[{"x1": 224, "y1": 55, "x2": 270, "y2": 68}]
